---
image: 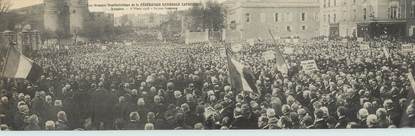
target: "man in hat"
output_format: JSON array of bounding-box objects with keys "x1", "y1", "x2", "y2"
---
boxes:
[{"x1": 313, "y1": 108, "x2": 328, "y2": 129}]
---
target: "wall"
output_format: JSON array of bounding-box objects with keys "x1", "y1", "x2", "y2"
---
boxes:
[
  {"x1": 43, "y1": 0, "x2": 60, "y2": 32},
  {"x1": 185, "y1": 30, "x2": 209, "y2": 44},
  {"x1": 239, "y1": 7, "x2": 320, "y2": 40},
  {"x1": 223, "y1": 29, "x2": 242, "y2": 42}
]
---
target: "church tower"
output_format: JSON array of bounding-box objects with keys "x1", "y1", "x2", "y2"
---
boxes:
[
  {"x1": 69, "y1": 0, "x2": 89, "y2": 34},
  {"x1": 43, "y1": 0, "x2": 60, "y2": 33},
  {"x1": 44, "y1": 0, "x2": 70, "y2": 35}
]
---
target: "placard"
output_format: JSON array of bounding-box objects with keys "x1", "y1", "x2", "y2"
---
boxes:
[
  {"x1": 293, "y1": 39, "x2": 299, "y2": 43},
  {"x1": 301, "y1": 60, "x2": 319, "y2": 73},
  {"x1": 360, "y1": 44, "x2": 370, "y2": 50},
  {"x1": 284, "y1": 47, "x2": 294, "y2": 54},
  {"x1": 402, "y1": 44, "x2": 413, "y2": 52},
  {"x1": 231, "y1": 44, "x2": 243, "y2": 52},
  {"x1": 263, "y1": 50, "x2": 276, "y2": 61}
]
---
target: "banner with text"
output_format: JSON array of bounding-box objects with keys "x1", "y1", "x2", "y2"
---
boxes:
[{"x1": 301, "y1": 60, "x2": 319, "y2": 73}]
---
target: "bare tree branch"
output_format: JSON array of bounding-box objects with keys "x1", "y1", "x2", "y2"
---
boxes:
[{"x1": 0, "y1": 0, "x2": 12, "y2": 15}]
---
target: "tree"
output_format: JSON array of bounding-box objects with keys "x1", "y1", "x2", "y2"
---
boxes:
[
  {"x1": 0, "y1": 0, "x2": 11, "y2": 15},
  {"x1": 0, "y1": 0, "x2": 11, "y2": 31},
  {"x1": 187, "y1": 1, "x2": 225, "y2": 32}
]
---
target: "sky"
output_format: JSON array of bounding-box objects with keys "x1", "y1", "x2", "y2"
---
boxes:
[
  {"x1": 10, "y1": 0, "x2": 43, "y2": 9},
  {"x1": 10, "y1": 0, "x2": 227, "y2": 14}
]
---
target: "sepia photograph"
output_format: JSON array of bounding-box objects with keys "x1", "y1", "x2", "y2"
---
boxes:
[{"x1": 1, "y1": 0, "x2": 415, "y2": 132}]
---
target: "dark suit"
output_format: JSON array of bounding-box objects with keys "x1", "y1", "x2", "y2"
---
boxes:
[{"x1": 230, "y1": 116, "x2": 251, "y2": 129}]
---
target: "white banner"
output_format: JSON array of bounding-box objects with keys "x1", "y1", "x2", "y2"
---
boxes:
[
  {"x1": 360, "y1": 44, "x2": 370, "y2": 50},
  {"x1": 301, "y1": 60, "x2": 319, "y2": 73},
  {"x1": 402, "y1": 44, "x2": 413, "y2": 53},
  {"x1": 263, "y1": 50, "x2": 276, "y2": 61},
  {"x1": 231, "y1": 44, "x2": 243, "y2": 52},
  {"x1": 293, "y1": 39, "x2": 299, "y2": 43},
  {"x1": 284, "y1": 47, "x2": 294, "y2": 54}
]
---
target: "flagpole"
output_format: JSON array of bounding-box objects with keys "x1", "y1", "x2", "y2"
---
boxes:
[
  {"x1": 225, "y1": 43, "x2": 233, "y2": 88},
  {"x1": 267, "y1": 29, "x2": 289, "y2": 70},
  {"x1": 1, "y1": 45, "x2": 12, "y2": 78}
]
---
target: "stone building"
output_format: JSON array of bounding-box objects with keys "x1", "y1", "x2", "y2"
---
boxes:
[
  {"x1": 43, "y1": 0, "x2": 88, "y2": 35},
  {"x1": 320, "y1": 0, "x2": 415, "y2": 39},
  {"x1": 224, "y1": 0, "x2": 320, "y2": 40}
]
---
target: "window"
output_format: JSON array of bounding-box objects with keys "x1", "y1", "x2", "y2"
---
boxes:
[
  {"x1": 302, "y1": 25, "x2": 306, "y2": 30},
  {"x1": 287, "y1": 26, "x2": 291, "y2": 32},
  {"x1": 390, "y1": 7, "x2": 397, "y2": 19},
  {"x1": 328, "y1": 14, "x2": 331, "y2": 23},
  {"x1": 149, "y1": 15, "x2": 154, "y2": 23},
  {"x1": 363, "y1": 8, "x2": 367, "y2": 20},
  {"x1": 245, "y1": 13, "x2": 250, "y2": 23},
  {"x1": 287, "y1": 12, "x2": 292, "y2": 22},
  {"x1": 353, "y1": 9, "x2": 357, "y2": 21},
  {"x1": 230, "y1": 21, "x2": 236, "y2": 30},
  {"x1": 334, "y1": 13, "x2": 337, "y2": 22},
  {"x1": 301, "y1": 12, "x2": 306, "y2": 21},
  {"x1": 324, "y1": 0, "x2": 326, "y2": 8},
  {"x1": 275, "y1": 13, "x2": 279, "y2": 22},
  {"x1": 260, "y1": 13, "x2": 266, "y2": 23},
  {"x1": 334, "y1": 0, "x2": 336, "y2": 6},
  {"x1": 327, "y1": 0, "x2": 331, "y2": 8}
]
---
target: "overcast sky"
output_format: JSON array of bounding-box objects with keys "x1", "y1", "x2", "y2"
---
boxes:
[
  {"x1": 10, "y1": 0, "x2": 226, "y2": 10},
  {"x1": 10, "y1": 0, "x2": 43, "y2": 9}
]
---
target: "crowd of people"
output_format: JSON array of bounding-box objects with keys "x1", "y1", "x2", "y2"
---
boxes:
[{"x1": 0, "y1": 39, "x2": 415, "y2": 131}]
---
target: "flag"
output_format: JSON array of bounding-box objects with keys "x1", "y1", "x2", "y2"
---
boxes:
[
  {"x1": 2, "y1": 46, "x2": 43, "y2": 82},
  {"x1": 267, "y1": 29, "x2": 289, "y2": 75},
  {"x1": 407, "y1": 72, "x2": 415, "y2": 94},
  {"x1": 273, "y1": 47, "x2": 289, "y2": 75},
  {"x1": 225, "y1": 45, "x2": 257, "y2": 93}
]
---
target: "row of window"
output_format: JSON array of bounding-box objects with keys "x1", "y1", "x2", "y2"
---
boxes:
[
  {"x1": 323, "y1": 0, "x2": 358, "y2": 8},
  {"x1": 286, "y1": 25, "x2": 308, "y2": 32},
  {"x1": 322, "y1": 5, "x2": 409, "y2": 24},
  {"x1": 244, "y1": 12, "x2": 308, "y2": 23}
]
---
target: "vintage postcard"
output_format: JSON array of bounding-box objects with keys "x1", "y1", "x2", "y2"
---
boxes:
[{"x1": 0, "y1": 0, "x2": 415, "y2": 133}]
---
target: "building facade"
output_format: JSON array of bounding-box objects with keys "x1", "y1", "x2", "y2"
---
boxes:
[
  {"x1": 43, "y1": 0, "x2": 88, "y2": 35},
  {"x1": 224, "y1": 0, "x2": 320, "y2": 40},
  {"x1": 320, "y1": 0, "x2": 364, "y2": 38},
  {"x1": 114, "y1": 13, "x2": 168, "y2": 28},
  {"x1": 69, "y1": 0, "x2": 89, "y2": 33},
  {"x1": 321, "y1": 0, "x2": 415, "y2": 39}
]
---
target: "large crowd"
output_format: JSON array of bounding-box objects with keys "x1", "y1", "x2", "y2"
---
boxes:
[{"x1": 1, "y1": 39, "x2": 415, "y2": 130}]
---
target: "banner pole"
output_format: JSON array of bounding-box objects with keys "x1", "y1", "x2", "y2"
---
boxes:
[
  {"x1": 267, "y1": 29, "x2": 289, "y2": 70},
  {"x1": 1, "y1": 44, "x2": 12, "y2": 78}
]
